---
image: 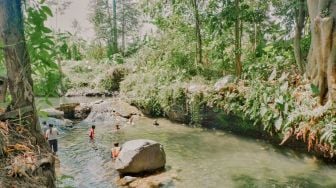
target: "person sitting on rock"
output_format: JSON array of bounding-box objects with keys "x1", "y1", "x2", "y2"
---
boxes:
[
  {"x1": 111, "y1": 142, "x2": 121, "y2": 160},
  {"x1": 89, "y1": 125, "x2": 95, "y2": 140}
]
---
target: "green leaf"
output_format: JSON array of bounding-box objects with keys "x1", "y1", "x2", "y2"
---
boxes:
[
  {"x1": 274, "y1": 117, "x2": 283, "y2": 131},
  {"x1": 41, "y1": 6, "x2": 53, "y2": 17},
  {"x1": 310, "y1": 84, "x2": 320, "y2": 96},
  {"x1": 260, "y1": 106, "x2": 268, "y2": 116},
  {"x1": 268, "y1": 68, "x2": 277, "y2": 81},
  {"x1": 279, "y1": 81, "x2": 288, "y2": 93}
]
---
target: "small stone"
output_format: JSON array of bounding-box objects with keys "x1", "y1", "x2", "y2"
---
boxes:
[{"x1": 123, "y1": 176, "x2": 137, "y2": 184}]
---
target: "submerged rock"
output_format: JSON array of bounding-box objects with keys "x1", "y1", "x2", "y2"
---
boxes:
[{"x1": 115, "y1": 139, "x2": 166, "y2": 174}]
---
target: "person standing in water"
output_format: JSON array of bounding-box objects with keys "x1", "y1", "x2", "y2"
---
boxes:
[
  {"x1": 89, "y1": 125, "x2": 96, "y2": 140},
  {"x1": 111, "y1": 142, "x2": 121, "y2": 160},
  {"x1": 45, "y1": 124, "x2": 59, "y2": 155}
]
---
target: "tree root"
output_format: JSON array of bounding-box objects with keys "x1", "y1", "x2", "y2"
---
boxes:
[{"x1": 7, "y1": 152, "x2": 54, "y2": 180}]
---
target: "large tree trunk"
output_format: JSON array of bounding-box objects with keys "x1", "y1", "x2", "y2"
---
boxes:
[
  {"x1": 234, "y1": 0, "x2": 242, "y2": 77},
  {"x1": 0, "y1": 0, "x2": 40, "y2": 134},
  {"x1": 294, "y1": 0, "x2": 306, "y2": 73},
  {"x1": 306, "y1": 0, "x2": 336, "y2": 103},
  {"x1": 106, "y1": 0, "x2": 114, "y2": 57},
  {"x1": 192, "y1": 0, "x2": 202, "y2": 64},
  {"x1": 121, "y1": 1, "x2": 126, "y2": 56},
  {"x1": 112, "y1": 0, "x2": 118, "y2": 53}
]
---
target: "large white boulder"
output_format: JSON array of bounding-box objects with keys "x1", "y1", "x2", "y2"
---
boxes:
[{"x1": 115, "y1": 139, "x2": 166, "y2": 174}]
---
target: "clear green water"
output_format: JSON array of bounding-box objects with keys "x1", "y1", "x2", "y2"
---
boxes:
[
  {"x1": 56, "y1": 118, "x2": 336, "y2": 188},
  {"x1": 41, "y1": 97, "x2": 336, "y2": 188}
]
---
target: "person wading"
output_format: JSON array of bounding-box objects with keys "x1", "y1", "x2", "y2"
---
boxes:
[
  {"x1": 45, "y1": 124, "x2": 59, "y2": 155},
  {"x1": 89, "y1": 125, "x2": 96, "y2": 140},
  {"x1": 111, "y1": 142, "x2": 121, "y2": 160}
]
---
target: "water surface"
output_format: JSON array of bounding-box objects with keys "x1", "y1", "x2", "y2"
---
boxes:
[{"x1": 56, "y1": 117, "x2": 336, "y2": 188}]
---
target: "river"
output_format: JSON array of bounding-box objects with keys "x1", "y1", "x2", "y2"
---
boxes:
[{"x1": 38, "y1": 98, "x2": 336, "y2": 188}]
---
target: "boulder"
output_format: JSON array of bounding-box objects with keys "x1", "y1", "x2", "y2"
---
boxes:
[
  {"x1": 40, "y1": 108, "x2": 64, "y2": 119},
  {"x1": 214, "y1": 75, "x2": 236, "y2": 92},
  {"x1": 84, "y1": 100, "x2": 141, "y2": 123},
  {"x1": 57, "y1": 103, "x2": 80, "y2": 119},
  {"x1": 74, "y1": 103, "x2": 92, "y2": 119},
  {"x1": 115, "y1": 139, "x2": 166, "y2": 174}
]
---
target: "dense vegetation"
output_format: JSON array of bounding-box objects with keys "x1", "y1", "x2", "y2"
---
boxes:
[{"x1": 1, "y1": 0, "x2": 336, "y2": 160}]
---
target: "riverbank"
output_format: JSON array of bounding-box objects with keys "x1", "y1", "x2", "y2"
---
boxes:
[
  {"x1": 119, "y1": 64, "x2": 336, "y2": 161},
  {"x1": 59, "y1": 60, "x2": 336, "y2": 162},
  {"x1": 0, "y1": 120, "x2": 55, "y2": 187}
]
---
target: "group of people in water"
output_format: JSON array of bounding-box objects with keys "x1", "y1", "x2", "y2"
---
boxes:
[
  {"x1": 88, "y1": 124, "x2": 121, "y2": 159},
  {"x1": 42, "y1": 121, "x2": 121, "y2": 159}
]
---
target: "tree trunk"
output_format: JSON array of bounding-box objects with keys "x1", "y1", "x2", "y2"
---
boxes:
[
  {"x1": 0, "y1": 0, "x2": 40, "y2": 133},
  {"x1": 192, "y1": 0, "x2": 202, "y2": 64},
  {"x1": 121, "y1": 1, "x2": 125, "y2": 56},
  {"x1": 112, "y1": 0, "x2": 118, "y2": 54},
  {"x1": 106, "y1": 0, "x2": 114, "y2": 57},
  {"x1": 234, "y1": 0, "x2": 242, "y2": 77},
  {"x1": 294, "y1": 0, "x2": 306, "y2": 73},
  {"x1": 306, "y1": 0, "x2": 336, "y2": 103}
]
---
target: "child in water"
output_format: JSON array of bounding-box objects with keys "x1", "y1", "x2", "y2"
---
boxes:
[
  {"x1": 89, "y1": 125, "x2": 95, "y2": 140},
  {"x1": 111, "y1": 142, "x2": 121, "y2": 160}
]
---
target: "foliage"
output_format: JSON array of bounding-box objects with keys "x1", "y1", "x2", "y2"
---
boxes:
[
  {"x1": 96, "y1": 64, "x2": 129, "y2": 92},
  {"x1": 89, "y1": 0, "x2": 140, "y2": 58},
  {"x1": 25, "y1": 3, "x2": 61, "y2": 97},
  {"x1": 55, "y1": 32, "x2": 84, "y2": 61}
]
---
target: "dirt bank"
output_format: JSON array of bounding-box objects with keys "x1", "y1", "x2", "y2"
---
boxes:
[{"x1": 0, "y1": 121, "x2": 55, "y2": 188}]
